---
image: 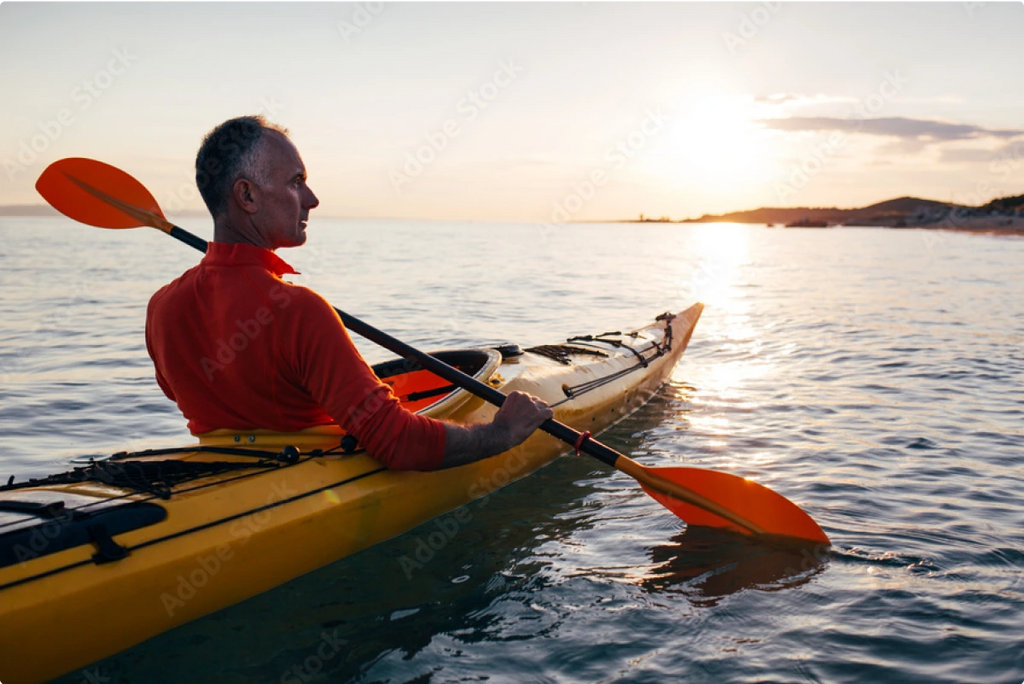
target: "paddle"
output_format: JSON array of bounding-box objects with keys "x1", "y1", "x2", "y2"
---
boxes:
[{"x1": 36, "y1": 157, "x2": 830, "y2": 546}]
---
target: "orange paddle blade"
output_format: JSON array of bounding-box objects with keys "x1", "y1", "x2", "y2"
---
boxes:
[
  {"x1": 640, "y1": 467, "x2": 830, "y2": 545},
  {"x1": 35, "y1": 158, "x2": 165, "y2": 229}
]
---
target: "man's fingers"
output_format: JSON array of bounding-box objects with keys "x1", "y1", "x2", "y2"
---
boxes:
[
  {"x1": 512, "y1": 393, "x2": 552, "y2": 420},
  {"x1": 535, "y1": 398, "x2": 553, "y2": 421}
]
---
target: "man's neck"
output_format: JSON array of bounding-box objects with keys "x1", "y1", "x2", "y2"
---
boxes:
[{"x1": 212, "y1": 217, "x2": 272, "y2": 250}]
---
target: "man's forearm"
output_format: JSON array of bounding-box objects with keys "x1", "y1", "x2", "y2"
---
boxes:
[
  {"x1": 430, "y1": 392, "x2": 554, "y2": 470},
  {"x1": 437, "y1": 422, "x2": 515, "y2": 469}
]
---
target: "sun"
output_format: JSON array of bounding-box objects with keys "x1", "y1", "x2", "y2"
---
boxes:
[{"x1": 659, "y1": 95, "x2": 771, "y2": 182}]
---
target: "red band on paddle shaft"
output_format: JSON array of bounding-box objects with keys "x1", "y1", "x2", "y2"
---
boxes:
[{"x1": 574, "y1": 431, "x2": 592, "y2": 456}]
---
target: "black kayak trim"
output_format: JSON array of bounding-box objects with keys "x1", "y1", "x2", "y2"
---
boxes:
[
  {"x1": 0, "y1": 465, "x2": 388, "y2": 592},
  {"x1": 0, "y1": 495, "x2": 169, "y2": 569},
  {"x1": 0, "y1": 446, "x2": 367, "y2": 528}
]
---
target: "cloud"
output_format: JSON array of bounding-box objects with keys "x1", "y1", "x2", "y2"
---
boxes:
[
  {"x1": 756, "y1": 116, "x2": 1023, "y2": 141},
  {"x1": 939, "y1": 139, "x2": 1024, "y2": 164},
  {"x1": 755, "y1": 93, "x2": 966, "y2": 110},
  {"x1": 754, "y1": 93, "x2": 857, "y2": 107},
  {"x1": 939, "y1": 147, "x2": 1000, "y2": 163},
  {"x1": 754, "y1": 94, "x2": 800, "y2": 105},
  {"x1": 873, "y1": 138, "x2": 931, "y2": 156},
  {"x1": 892, "y1": 95, "x2": 967, "y2": 105}
]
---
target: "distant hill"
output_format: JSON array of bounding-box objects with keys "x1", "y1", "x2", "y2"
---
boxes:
[
  {"x1": 676, "y1": 193, "x2": 1023, "y2": 228},
  {"x1": 846, "y1": 196, "x2": 954, "y2": 217},
  {"x1": 0, "y1": 204, "x2": 60, "y2": 217},
  {"x1": 978, "y1": 193, "x2": 1024, "y2": 213}
]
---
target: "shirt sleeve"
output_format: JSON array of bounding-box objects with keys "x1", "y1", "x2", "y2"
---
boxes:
[{"x1": 285, "y1": 288, "x2": 447, "y2": 470}]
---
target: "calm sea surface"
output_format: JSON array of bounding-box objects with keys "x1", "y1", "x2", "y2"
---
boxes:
[{"x1": 1, "y1": 218, "x2": 1021, "y2": 684}]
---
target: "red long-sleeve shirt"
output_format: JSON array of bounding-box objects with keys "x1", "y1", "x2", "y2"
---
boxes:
[{"x1": 145, "y1": 242, "x2": 446, "y2": 470}]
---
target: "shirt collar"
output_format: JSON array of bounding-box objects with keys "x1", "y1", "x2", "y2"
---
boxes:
[{"x1": 203, "y1": 242, "x2": 299, "y2": 276}]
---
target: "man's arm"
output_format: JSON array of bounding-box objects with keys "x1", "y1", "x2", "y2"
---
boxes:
[
  {"x1": 437, "y1": 391, "x2": 554, "y2": 469},
  {"x1": 291, "y1": 289, "x2": 552, "y2": 470}
]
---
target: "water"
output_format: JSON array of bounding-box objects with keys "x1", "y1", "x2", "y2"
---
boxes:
[{"x1": 1, "y1": 219, "x2": 1021, "y2": 683}]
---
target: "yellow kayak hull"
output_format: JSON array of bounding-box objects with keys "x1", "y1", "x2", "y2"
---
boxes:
[{"x1": 0, "y1": 304, "x2": 701, "y2": 683}]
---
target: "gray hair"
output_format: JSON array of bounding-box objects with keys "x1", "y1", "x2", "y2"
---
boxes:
[{"x1": 195, "y1": 115, "x2": 289, "y2": 217}]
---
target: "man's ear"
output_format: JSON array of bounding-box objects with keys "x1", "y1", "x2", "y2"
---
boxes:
[{"x1": 231, "y1": 178, "x2": 259, "y2": 214}]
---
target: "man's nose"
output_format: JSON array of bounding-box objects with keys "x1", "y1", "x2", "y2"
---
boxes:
[{"x1": 304, "y1": 186, "x2": 320, "y2": 209}]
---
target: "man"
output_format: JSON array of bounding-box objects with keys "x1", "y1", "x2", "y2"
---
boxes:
[{"x1": 146, "y1": 115, "x2": 552, "y2": 470}]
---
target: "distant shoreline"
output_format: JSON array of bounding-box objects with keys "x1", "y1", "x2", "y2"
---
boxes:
[
  {"x1": 616, "y1": 215, "x2": 1024, "y2": 236},
  {"x1": 921, "y1": 218, "x2": 1024, "y2": 236},
  {"x1": 620, "y1": 193, "x2": 1024, "y2": 235}
]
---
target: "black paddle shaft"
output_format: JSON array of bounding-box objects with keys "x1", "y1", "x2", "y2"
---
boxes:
[{"x1": 168, "y1": 227, "x2": 622, "y2": 468}]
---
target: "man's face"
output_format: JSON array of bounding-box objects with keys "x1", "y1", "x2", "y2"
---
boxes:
[{"x1": 250, "y1": 130, "x2": 319, "y2": 249}]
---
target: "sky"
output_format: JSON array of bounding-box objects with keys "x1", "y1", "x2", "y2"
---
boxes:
[{"x1": 2, "y1": 1, "x2": 1023, "y2": 222}]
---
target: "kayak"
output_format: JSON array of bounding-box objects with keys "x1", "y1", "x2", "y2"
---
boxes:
[{"x1": 0, "y1": 304, "x2": 702, "y2": 683}]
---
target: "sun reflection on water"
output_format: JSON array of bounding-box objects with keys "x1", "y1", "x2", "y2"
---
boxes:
[
  {"x1": 676, "y1": 224, "x2": 782, "y2": 470},
  {"x1": 684, "y1": 223, "x2": 751, "y2": 309}
]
